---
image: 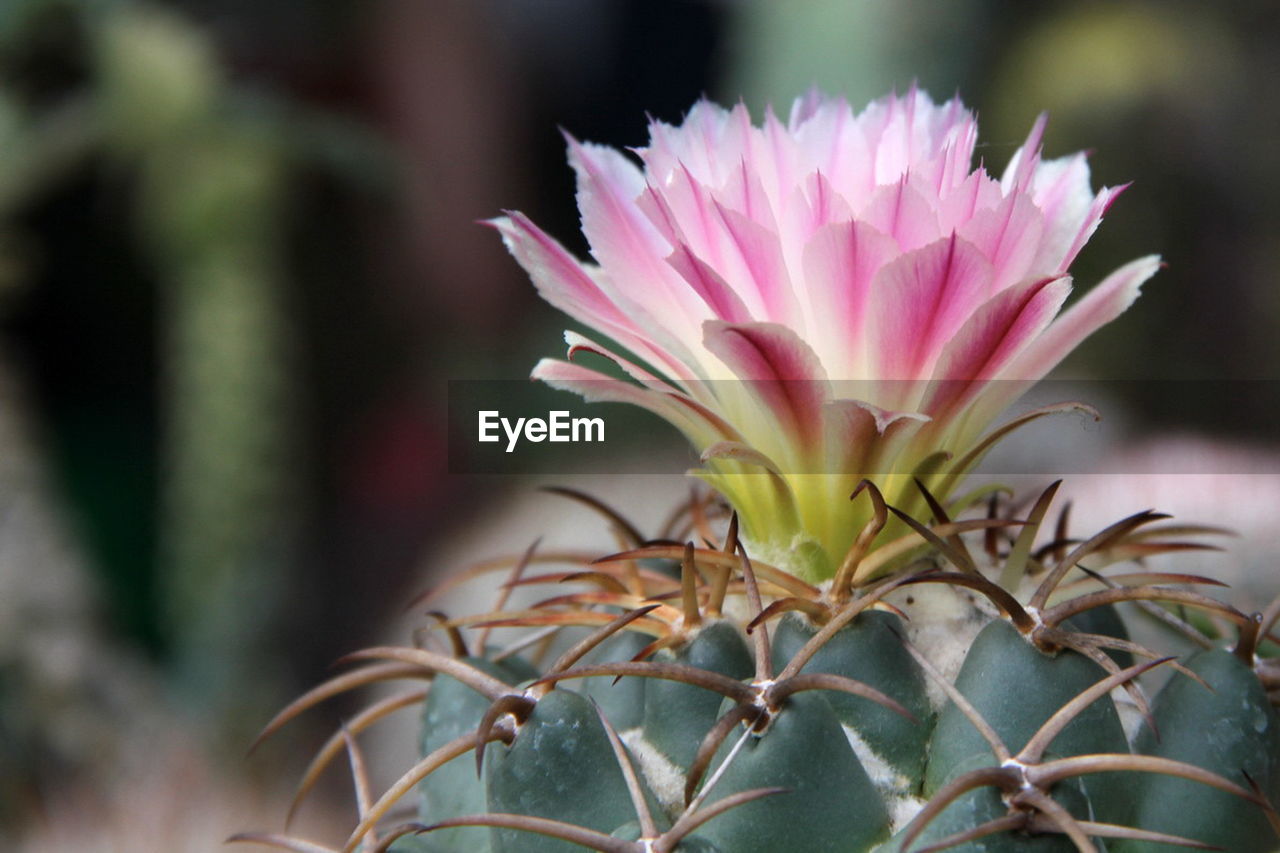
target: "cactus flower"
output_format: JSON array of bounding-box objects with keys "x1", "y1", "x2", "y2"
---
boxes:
[{"x1": 492, "y1": 88, "x2": 1157, "y2": 581}]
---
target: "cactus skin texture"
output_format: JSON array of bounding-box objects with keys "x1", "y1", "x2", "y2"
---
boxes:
[{"x1": 238, "y1": 483, "x2": 1280, "y2": 853}]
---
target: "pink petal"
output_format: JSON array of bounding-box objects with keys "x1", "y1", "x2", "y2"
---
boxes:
[
  {"x1": 490, "y1": 212, "x2": 686, "y2": 379},
  {"x1": 638, "y1": 164, "x2": 743, "y2": 284},
  {"x1": 1053, "y1": 183, "x2": 1126, "y2": 274},
  {"x1": 774, "y1": 172, "x2": 855, "y2": 337},
  {"x1": 936, "y1": 109, "x2": 979, "y2": 195},
  {"x1": 1000, "y1": 112, "x2": 1048, "y2": 194},
  {"x1": 703, "y1": 320, "x2": 830, "y2": 451},
  {"x1": 924, "y1": 275, "x2": 1072, "y2": 416},
  {"x1": 532, "y1": 357, "x2": 676, "y2": 416},
  {"x1": 798, "y1": 171, "x2": 854, "y2": 234},
  {"x1": 787, "y1": 86, "x2": 828, "y2": 128},
  {"x1": 800, "y1": 219, "x2": 899, "y2": 375},
  {"x1": 910, "y1": 104, "x2": 978, "y2": 197},
  {"x1": 568, "y1": 137, "x2": 710, "y2": 356},
  {"x1": 760, "y1": 107, "x2": 801, "y2": 205},
  {"x1": 853, "y1": 92, "x2": 895, "y2": 150},
  {"x1": 637, "y1": 159, "x2": 788, "y2": 325},
  {"x1": 488, "y1": 213, "x2": 618, "y2": 322},
  {"x1": 664, "y1": 245, "x2": 755, "y2": 324},
  {"x1": 638, "y1": 119, "x2": 683, "y2": 185},
  {"x1": 958, "y1": 192, "x2": 1046, "y2": 294},
  {"x1": 871, "y1": 93, "x2": 919, "y2": 184},
  {"x1": 1031, "y1": 153, "x2": 1091, "y2": 225},
  {"x1": 791, "y1": 97, "x2": 874, "y2": 205},
  {"x1": 675, "y1": 99, "x2": 735, "y2": 184},
  {"x1": 562, "y1": 330, "x2": 676, "y2": 388},
  {"x1": 936, "y1": 169, "x2": 1004, "y2": 234},
  {"x1": 824, "y1": 398, "x2": 930, "y2": 476},
  {"x1": 712, "y1": 202, "x2": 798, "y2": 325},
  {"x1": 1000, "y1": 255, "x2": 1161, "y2": 382},
  {"x1": 714, "y1": 156, "x2": 777, "y2": 227},
  {"x1": 635, "y1": 163, "x2": 713, "y2": 250},
  {"x1": 867, "y1": 89, "x2": 972, "y2": 187},
  {"x1": 869, "y1": 234, "x2": 995, "y2": 382},
  {"x1": 531, "y1": 358, "x2": 736, "y2": 445},
  {"x1": 641, "y1": 100, "x2": 739, "y2": 188},
  {"x1": 1027, "y1": 153, "x2": 1098, "y2": 272},
  {"x1": 860, "y1": 176, "x2": 942, "y2": 252}
]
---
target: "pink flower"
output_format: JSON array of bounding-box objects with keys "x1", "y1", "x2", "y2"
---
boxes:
[{"x1": 491, "y1": 88, "x2": 1157, "y2": 581}]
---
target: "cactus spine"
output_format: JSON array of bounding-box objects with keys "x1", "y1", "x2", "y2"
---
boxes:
[{"x1": 242, "y1": 482, "x2": 1280, "y2": 852}]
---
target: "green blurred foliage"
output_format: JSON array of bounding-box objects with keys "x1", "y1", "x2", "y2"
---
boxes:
[
  {"x1": 0, "y1": 0, "x2": 388, "y2": 757},
  {"x1": 96, "y1": 4, "x2": 221, "y2": 151},
  {"x1": 727, "y1": 0, "x2": 989, "y2": 112}
]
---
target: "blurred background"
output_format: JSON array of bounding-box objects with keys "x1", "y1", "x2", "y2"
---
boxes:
[{"x1": 1, "y1": 0, "x2": 1278, "y2": 849}]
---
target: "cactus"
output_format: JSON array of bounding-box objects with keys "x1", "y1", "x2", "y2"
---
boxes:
[
  {"x1": 240, "y1": 483, "x2": 1280, "y2": 852},
  {"x1": 237, "y1": 90, "x2": 1280, "y2": 851}
]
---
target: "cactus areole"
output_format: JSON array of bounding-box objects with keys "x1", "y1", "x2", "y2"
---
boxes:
[{"x1": 239, "y1": 92, "x2": 1280, "y2": 853}]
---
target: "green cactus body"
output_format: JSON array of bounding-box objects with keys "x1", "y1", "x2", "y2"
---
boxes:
[
  {"x1": 771, "y1": 610, "x2": 933, "y2": 783},
  {"x1": 483, "y1": 689, "x2": 640, "y2": 853},
  {"x1": 882, "y1": 754, "x2": 1092, "y2": 852},
  {"x1": 416, "y1": 657, "x2": 533, "y2": 853},
  {"x1": 1118, "y1": 648, "x2": 1280, "y2": 852},
  {"x1": 641, "y1": 621, "x2": 754, "y2": 770},
  {"x1": 259, "y1": 487, "x2": 1280, "y2": 853},
  {"x1": 922, "y1": 619, "x2": 1131, "y2": 825},
  {"x1": 698, "y1": 689, "x2": 890, "y2": 852},
  {"x1": 386, "y1": 601, "x2": 1278, "y2": 852},
  {"x1": 578, "y1": 630, "x2": 653, "y2": 731}
]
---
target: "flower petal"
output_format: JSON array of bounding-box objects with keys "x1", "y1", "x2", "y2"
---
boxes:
[
  {"x1": 823, "y1": 398, "x2": 930, "y2": 476},
  {"x1": 791, "y1": 96, "x2": 875, "y2": 205},
  {"x1": 636, "y1": 162, "x2": 716, "y2": 251},
  {"x1": 869, "y1": 88, "x2": 974, "y2": 187},
  {"x1": 489, "y1": 212, "x2": 686, "y2": 380},
  {"x1": 715, "y1": 155, "x2": 778, "y2": 228},
  {"x1": 1000, "y1": 111, "x2": 1048, "y2": 194},
  {"x1": 1027, "y1": 152, "x2": 1102, "y2": 272},
  {"x1": 568, "y1": 136, "x2": 711, "y2": 367},
  {"x1": 642, "y1": 99, "x2": 741, "y2": 188},
  {"x1": 1002, "y1": 255, "x2": 1161, "y2": 382},
  {"x1": 860, "y1": 175, "x2": 942, "y2": 252},
  {"x1": 798, "y1": 171, "x2": 855, "y2": 234},
  {"x1": 957, "y1": 192, "x2": 1046, "y2": 294},
  {"x1": 712, "y1": 201, "x2": 800, "y2": 326},
  {"x1": 936, "y1": 168, "x2": 1004, "y2": 233},
  {"x1": 563, "y1": 330, "x2": 676, "y2": 389},
  {"x1": 869, "y1": 234, "x2": 995, "y2": 384},
  {"x1": 800, "y1": 219, "x2": 899, "y2": 376},
  {"x1": 703, "y1": 320, "x2": 830, "y2": 452},
  {"x1": 663, "y1": 245, "x2": 755, "y2": 324},
  {"x1": 639, "y1": 163, "x2": 775, "y2": 322},
  {"x1": 531, "y1": 358, "x2": 733, "y2": 446},
  {"x1": 1053, "y1": 183, "x2": 1127, "y2": 274},
  {"x1": 924, "y1": 275, "x2": 1072, "y2": 417}
]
